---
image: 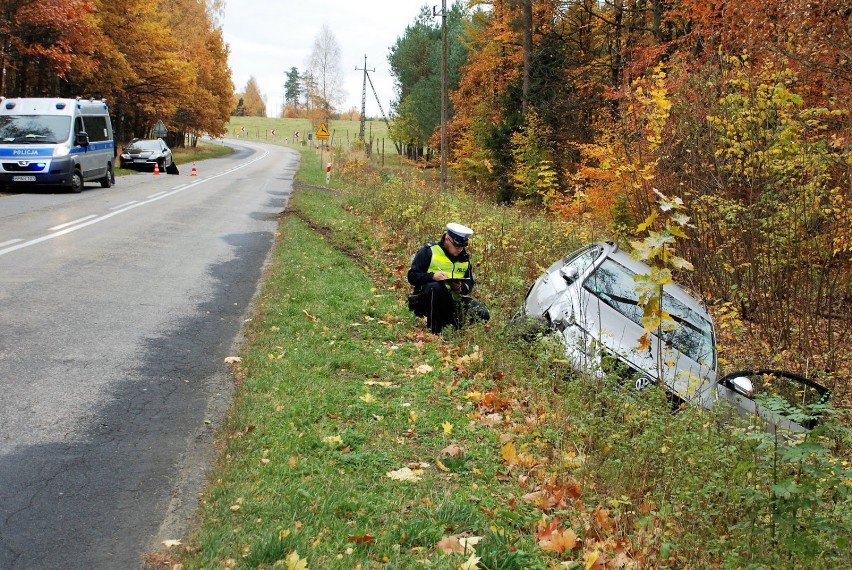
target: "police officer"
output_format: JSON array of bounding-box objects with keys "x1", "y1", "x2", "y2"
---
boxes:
[{"x1": 407, "y1": 222, "x2": 490, "y2": 333}]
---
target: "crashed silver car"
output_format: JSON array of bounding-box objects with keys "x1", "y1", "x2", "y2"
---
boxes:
[
  {"x1": 518, "y1": 241, "x2": 718, "y2": 406},
  {"x1": 517, "y1": 242, "x2": 829, "y2": 432}
]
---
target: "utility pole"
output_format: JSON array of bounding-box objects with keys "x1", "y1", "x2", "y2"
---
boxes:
[
  {"x1": 355, "y1": 55, "x2": 374, "y2": 142},
  {"x1": 435, "y1": 0, "x2": 448, "y2": 192}
]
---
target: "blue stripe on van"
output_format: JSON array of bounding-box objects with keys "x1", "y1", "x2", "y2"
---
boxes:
[{"x1": 0, "y1": 141, "x2": 114, "y2": 158}]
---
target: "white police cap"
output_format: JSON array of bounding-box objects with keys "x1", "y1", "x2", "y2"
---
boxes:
[{"x1": 446, "y1": 222, "x2": 473, "y2": 246}]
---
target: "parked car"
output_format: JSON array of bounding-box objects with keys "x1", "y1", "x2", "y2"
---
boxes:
[
  {"x1": 515, "y1": 242, "x2": 829, "y2": 432},
  {"x1": 119, "y1": 138, "x2": 173, "y2": 171}
]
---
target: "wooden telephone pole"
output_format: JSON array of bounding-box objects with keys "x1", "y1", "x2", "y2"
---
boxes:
[{"x1": 355, "y1": 54, "x2": 374, "y2": 142}]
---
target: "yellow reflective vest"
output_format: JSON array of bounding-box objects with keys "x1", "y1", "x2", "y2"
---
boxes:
[{"x1": 428, "y1": 244, "x2": 469, "y2": 299}]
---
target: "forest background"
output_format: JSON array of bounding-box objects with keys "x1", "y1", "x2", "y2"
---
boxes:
[{"x1": 1, "y1": 0, "x2": 849, "y2": 392}]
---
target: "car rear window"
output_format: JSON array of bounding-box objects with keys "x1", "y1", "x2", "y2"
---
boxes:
[
  {"x1": 584, "y1": 258, "x2": 715, "y2": 366},
  {"x1": 129, "y1": 140, "x2": 161, "y2": 151}
]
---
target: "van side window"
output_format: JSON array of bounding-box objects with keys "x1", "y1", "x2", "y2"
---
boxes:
[
  {"x1": 75, "y1": 117, "x2": 85, "y2": 135},
  {"x1": 83, "y1": 116, "x2": 108, "y2": 142}
]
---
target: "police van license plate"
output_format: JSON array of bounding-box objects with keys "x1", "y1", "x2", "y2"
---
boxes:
[{"x1": 12, "y1": 176, "x2": 36, "y2": 182}]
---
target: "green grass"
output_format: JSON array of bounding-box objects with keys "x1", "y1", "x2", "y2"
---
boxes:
[
  {"x1": 226, "y1": 117, "x2": 391, "y2": 149},
  {"x1": 172, "y1": 187, "x2": 535, "y2": 569},
  {"x1": 166, "y1": 137, "x2": 852, "y2": 570}
]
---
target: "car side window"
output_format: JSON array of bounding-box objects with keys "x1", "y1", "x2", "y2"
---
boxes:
[{"x1": 564, "y1": 246, "x2": 602, "y2": 282}]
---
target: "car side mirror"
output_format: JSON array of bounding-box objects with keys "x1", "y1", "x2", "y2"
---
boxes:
[
  {"x1": 730, "y1": 376, "x2": 754, "y2": 397},
  {"x1": 560, "y1": 265, "x2": 579, "y2": 283},
  {"x1": 76, "y1": 132, "x2": 90, "y2": 147}
]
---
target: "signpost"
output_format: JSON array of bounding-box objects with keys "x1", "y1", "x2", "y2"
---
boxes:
[
  {"x1": 316, "y1": 123, "x2": 331, "y2": 184},
  {"x1": 153, "y1": 120, "x2": 167, "y2": 139},
  {"x1": 316, "y1": 123, "x2": 330, "y2": 141}
]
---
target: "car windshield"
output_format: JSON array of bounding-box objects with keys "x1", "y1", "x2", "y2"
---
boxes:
[
  {"x1": 0, "y1": 115, "x2": 71, "y2": 144},
  {"x1": 128, "y1": 140, "x2": 161, "y2": 151},
  {"x1": 584, "y1": 258, "x2": 715, "y2": 366}
]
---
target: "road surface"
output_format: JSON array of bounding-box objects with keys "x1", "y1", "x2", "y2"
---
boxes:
[{"x1": 0, "y1": 140, "x2": 299, "y2": 569}]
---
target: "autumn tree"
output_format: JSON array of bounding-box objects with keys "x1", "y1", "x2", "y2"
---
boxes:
[
  {"x1": 161, "y1": 0, "x2": 233, "y2": 144},
  {"x1": 235, "y1": 76, "x2": 266, "y2": 117},
  {"x1": 306, "y1": 25, "x2": 344, "y2": 123},
  {"x1": 0, "y1": 0, "x2": 100, "y2": 96}
]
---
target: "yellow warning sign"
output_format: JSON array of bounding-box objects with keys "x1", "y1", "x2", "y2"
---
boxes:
[{"x1": 316, "y1": 123, "x2": 330, "y2": 140}]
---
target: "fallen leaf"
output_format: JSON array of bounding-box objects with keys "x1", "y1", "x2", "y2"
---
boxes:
[
  {"x1": 224, "y1": 356, "x2": 241, "y2": 365},
  {"x1": 585, "y1": 549, "x2": 605, "y2": 570},
  {"x1": 386, "y1": 467, "x2": 422, "y2": 482},
  {"x1": 436, "y1": 459, "x2": 450, "y2": 472},
  {"x1": 284, "y1": 550, "x2": 309, "y2": 570},
  {"x1": 460, "y1": 553, "x2": 481, "y2": 570},
  {"x1": 458, "y1": 536, "x2": 482, "y2": 554},
  {"x1": 347, "y1": 535, "x2": 375, "y2": 543},
  {"x1": 501, "y1": 442, "x2": 519, "y2": 466},
  {"x1": 161, "y1": 539, "x2": 181, "y2": 548},
  {"x1": 414, "y1": 364, "x2": 433, "y2": 375},
  {"x1": 539, "y1": 528, "x2": 578, "y2": 553},
  {"x1": 442, "y1": 421, "x2": 453, "y2": 435},
  {"x1": 303, "y1": 310, "x2": 319, "y2": 321},
  {"x1": 323, "y1": 435, "x2": 344, "y2": 448},
  {"x1": 440, "y1": 443, "x2": 463, "y2": 457},
  {"x1": 359, "y1": 392, "x2": 376, "y2": 403},
  {"x1": 436, "y1": 536, "x2": 464, "y2": 554}
]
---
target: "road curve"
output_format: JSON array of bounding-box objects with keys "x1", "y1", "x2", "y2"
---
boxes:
[{"x1": 0, "y1": 140, "x2": 299, "y2": 569}]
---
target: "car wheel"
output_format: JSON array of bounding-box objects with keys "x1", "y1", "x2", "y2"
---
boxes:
[
  {"x1": 100, "y1": 163, "x2": 114, "y2": 188},
  {"x1": 69, "y1": 169, "x2": 84, "y2": 193}
]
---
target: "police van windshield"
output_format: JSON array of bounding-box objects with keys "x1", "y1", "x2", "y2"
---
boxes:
[{"x1": 0, "y1": 115, "x2": 72, "y2": 144}]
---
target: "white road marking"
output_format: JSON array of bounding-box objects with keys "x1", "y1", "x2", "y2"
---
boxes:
[
  {"x1": 147, "y1": 191, "x2": 167, "y2": 199},
  {"x1": 0, "y1": 239, "x2": 23, "y2": 248},
  {"x1": 109, "y1": 201, "x2": 138, "y2": 210},
  {"x1": 49, "y1": 215, "x2": 97, "y2": 231},
  {"x1": 0, "y1": 149, "x2": 271, "y2": 258}
]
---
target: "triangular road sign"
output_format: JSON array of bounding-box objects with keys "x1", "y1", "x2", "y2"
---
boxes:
[{"x1": 316, "y1": 123, "x2": 330, "y2": 140}]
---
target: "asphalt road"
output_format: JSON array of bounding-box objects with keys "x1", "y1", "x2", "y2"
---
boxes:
[{"x1": 0, "y1": 140, "x2": 299, "y2": 569}]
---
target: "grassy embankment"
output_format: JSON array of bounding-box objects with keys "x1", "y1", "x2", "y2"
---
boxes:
[{"x1": 161, "y1": 138, "x2": 851, "y2": 570}]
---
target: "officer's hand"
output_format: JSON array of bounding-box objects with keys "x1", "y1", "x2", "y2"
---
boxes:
[
  {"x1": 450, "y1": 281, "x2": 462, "y2": 292},
  {"x1": 433, "y1": 271, "x2": 449, "y2": 281}
]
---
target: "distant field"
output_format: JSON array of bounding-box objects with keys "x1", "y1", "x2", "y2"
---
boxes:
[{"x1": 225, "y1": 117, "x2": 391, "y2": 148}]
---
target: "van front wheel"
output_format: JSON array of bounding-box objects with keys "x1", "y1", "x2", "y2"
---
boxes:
[{"x1": 69, "y1": 170, "x2": 83, "y2": 193}]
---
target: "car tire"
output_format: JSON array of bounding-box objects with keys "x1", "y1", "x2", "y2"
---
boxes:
[
  {"x1": 100, "y1": 164, "x2": 114, "y2": 188},
  {"x1": 69, "y1": 169, "x2": 83, "y2": 193}
]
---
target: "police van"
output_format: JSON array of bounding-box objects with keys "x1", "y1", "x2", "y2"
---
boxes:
[{"x1": 0, "y1": 97, "x2": 116, "y2": 193}]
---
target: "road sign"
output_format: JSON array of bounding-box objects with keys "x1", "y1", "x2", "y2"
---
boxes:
[
  {"x1": 316, "y1": 123, "x2": 330, "y2": 141},
  {"x1": 271, "y1": 129, "x2": 277, "y2": 136},
  {"x1": 153, "y1": 120, "x2": 167, "y2": 138}
]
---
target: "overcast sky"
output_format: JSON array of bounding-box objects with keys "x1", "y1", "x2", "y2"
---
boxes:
[{"x1": 221, "y1": 0, "x2": 432, "y2": 118}]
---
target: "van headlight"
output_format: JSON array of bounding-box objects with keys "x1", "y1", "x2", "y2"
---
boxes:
[{"x1": 54, "y1": 146, "x2": 70, "y2": 157}]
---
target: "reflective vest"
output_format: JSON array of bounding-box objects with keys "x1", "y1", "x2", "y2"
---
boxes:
[{"x1": 429, "y1": 244, "x2": 469, "y2": 299}]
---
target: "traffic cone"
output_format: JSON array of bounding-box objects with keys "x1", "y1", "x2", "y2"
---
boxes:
[
  {"x1": 153, "y1": 162, "x2": 160, "y2": 175},
  {"x1": 191, "y1": 162, "x2": 197, "y2": 176}
]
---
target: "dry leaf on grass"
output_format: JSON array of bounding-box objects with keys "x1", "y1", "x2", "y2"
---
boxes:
[{"x1": 386, "y1": 467, "x2": 423, "y2": 482}]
